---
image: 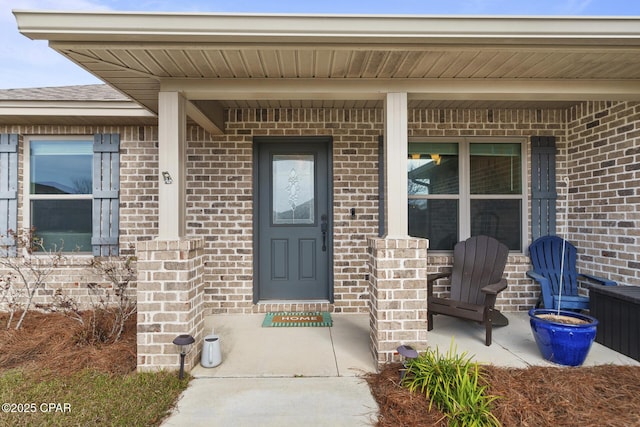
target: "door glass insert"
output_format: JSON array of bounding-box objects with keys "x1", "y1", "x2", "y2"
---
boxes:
[{"x1": 273, "y1": 154, "x2": 315, "y2": 224}]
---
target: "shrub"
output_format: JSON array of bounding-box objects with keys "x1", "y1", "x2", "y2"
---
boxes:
[
  {"x1": 84, "y1": 256, "x2": 137, "y2": 343},
  {"x1": 34, "y1": 255, "x2": 137, "y2": 344},
  {"x1": 0, "y1": 228, "x2": 64, "y2": 329},
  {"x1": 401, "y1": 342, "x2": 500, "y2": 426}
]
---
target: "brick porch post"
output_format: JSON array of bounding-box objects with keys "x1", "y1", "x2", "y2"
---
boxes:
[
  {"x1": 368, "y1": 236, "x2": 428, "y2": 364},
  {"x1": 136, "y1": 238, "x2": 205, "y2": 372}
]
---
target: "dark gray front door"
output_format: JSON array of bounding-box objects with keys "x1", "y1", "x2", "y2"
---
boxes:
[{"x1": 255, "y1": 138, "x2": 332, "y2": 301}]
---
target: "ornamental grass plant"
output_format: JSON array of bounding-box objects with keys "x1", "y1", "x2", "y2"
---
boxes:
[{"x1": 401, "y1": 343, "x2": 500, "y2": 427}]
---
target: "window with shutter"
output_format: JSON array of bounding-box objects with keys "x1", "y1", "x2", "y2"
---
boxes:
[{"x1": 22, "y1": 134, "x2": 120, "y2": 255}]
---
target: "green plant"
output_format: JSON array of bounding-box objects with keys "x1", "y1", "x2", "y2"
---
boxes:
[{"x1": 401, "y1": 341, "x2": 501, "y2": 426}]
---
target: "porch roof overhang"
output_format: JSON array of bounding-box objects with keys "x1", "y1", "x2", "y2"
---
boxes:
[
  {"x1": 0, "y1": 100, "x2": 156, "y2": 126},
  {"x1": 0, "y1": 84, "x2": 155, "y2": 126},
  {"x1": 13, "y1": 10, "x2": 640, "y2": 133}
]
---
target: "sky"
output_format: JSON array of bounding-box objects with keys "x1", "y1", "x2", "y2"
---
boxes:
[{"x1": 1, "y1": 0, "x2": 640, "y2": 89}]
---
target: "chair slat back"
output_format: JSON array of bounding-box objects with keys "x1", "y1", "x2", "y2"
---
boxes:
[
  {"x1": 450, "y1": 235, "x2": 509, "y2": 305},
  {"x1": 529, "y1": 235, "x2": 579, "y2": 297}
]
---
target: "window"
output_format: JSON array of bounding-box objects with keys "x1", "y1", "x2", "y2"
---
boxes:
[
  {"x1": 25, "y1": 137, "x2": 93, "y2": 252},
  {"x1": 408, "y1": 138, "x2": 526, "y2": 251}
]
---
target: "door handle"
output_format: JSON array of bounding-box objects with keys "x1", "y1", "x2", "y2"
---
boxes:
[{"x1": 321, "y1": 214, "x2": 328, "y2": 252}]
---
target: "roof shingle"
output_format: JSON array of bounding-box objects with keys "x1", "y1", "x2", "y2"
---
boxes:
[{"x1": 0, "y1": 84, "x2": 128, "y2": 101}]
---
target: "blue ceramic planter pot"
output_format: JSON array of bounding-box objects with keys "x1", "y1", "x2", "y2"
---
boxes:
[{"x1": 528, "y1": 308, "x2": 598, "y2": 367}]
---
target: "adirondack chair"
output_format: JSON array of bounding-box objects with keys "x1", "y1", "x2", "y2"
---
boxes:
[
  {"x1": 527, "y1": 235, "x2": 617, "y2": 310},
  {"x1": 427, "y1": 235, "x2": 509, "y2": 346}
]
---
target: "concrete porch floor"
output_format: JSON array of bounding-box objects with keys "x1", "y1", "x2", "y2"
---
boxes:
[
  {"x1": 192, "y1": 311, "x2": 638, "y2": 377},
  {"x1": 191, "y1": 313, "x2": 376, "y2": 378},
  {"x1": 163, "y1": 312, "x2": 638, "y2": 426}
]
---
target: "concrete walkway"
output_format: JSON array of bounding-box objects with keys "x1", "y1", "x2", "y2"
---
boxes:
[
  {"x1": 161, "y1": 312, "x2": 639, "y2": 426},
  {"x1": 162, "y1": 313, "x2": 378, "y2": 426}
]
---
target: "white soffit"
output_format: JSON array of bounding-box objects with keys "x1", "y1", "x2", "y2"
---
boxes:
[{"x1": 13, "y1": 10, "x2": 640, "y2": 114}]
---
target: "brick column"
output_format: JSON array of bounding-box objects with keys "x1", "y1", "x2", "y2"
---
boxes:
[
  {"x1": 136, "y1": 238, "x2": 205, "y2": 372},
  {"x1": 368, "y1": 237, "x2": 428, "y2": 364}
]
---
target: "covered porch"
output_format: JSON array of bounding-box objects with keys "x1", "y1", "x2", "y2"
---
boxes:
[{"x1": 14, "y1": 11, "x2": 640, "y2": 373}]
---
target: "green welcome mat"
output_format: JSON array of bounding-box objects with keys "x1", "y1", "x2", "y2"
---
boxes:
[{"x1": 262, "y1": 311, "x2": 332, "y2": 327}]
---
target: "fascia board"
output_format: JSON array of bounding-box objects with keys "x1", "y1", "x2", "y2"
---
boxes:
[
  {"x1": 0, "y1": 100, "x2": 156, "y2": 117},
  {"x1": 14, "y1": 10, "x2": 640, "y2": 46}
]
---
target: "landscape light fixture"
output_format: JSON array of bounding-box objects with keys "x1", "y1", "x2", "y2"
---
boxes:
[
  {"x1": 172, "y1": 334, "x2": 195, "y2": 379},
  {"x1": 397, "y1": 344, "x2": 419, "y2": 381}
]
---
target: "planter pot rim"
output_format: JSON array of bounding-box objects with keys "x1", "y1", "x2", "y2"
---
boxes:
[{"x1": 528, "y1": 308, "x2": 598, "y2": 328}]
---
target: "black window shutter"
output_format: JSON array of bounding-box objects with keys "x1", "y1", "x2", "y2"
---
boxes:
[
  {"x1": 531, "y1": 136, "x2": 557, "y2": 240},
  {"x1": 0, "y1": 134, "x2": 18, "y2": 255},
  {"x1": 92, "y1": 134, "x2": 120, "y2": 256}
]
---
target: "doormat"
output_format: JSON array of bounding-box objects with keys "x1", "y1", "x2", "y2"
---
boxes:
[{"x1": 262, "y1": 312, "x2": 332, "y2": 327}]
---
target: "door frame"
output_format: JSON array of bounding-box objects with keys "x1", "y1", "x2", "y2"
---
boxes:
[{"x1": 252, "y1": 136, "x2": 334, "y2": 303}]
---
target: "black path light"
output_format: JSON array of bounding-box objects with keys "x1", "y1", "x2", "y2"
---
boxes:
[
  {"x1": 397, "y1": 344, "x2": 419, "y2": 381},
  {"x1": 173, "y1": 334, "x2": 195, "y2": 380}
]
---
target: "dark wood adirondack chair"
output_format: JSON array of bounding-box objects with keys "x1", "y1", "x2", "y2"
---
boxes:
[
  {"x1": 527, "y1": 235, "x2": 616, "y2": 310},
  {"x1": 427, "y1": 235, "x2": 509, "y2": 346}
]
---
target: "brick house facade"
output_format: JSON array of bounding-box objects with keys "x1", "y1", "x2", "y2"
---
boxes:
[
  {"x1": 3, "y1": 100, "x2": 639, "y2": 367},
  {"x1": 2, "y1": 11, "x2": 640, "y2": 370}
]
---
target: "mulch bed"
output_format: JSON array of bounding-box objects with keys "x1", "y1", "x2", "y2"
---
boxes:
[
  {"x1": 4, "y1": 312, "x2": 640, "y2": 426},
  {"x1": 367, "y1": 362, "x2": 640, "y2": 426},
  {"x1": 0, "y1": 312, "x2": 136, "y2": 376}
]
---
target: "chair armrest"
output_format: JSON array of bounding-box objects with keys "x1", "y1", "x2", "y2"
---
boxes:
[
  {"x1": 526, "y1": 270, "x2": 547, "y2": 283},
  {"x1": 578, "y1": 273, "x2": 617, "y2": 287},
  {"x1": 427, "y1": 272, "x2": 451, "y2": 295},
  {"x1": 481, "y1": 278, "x2": 507, "y2": 296},
  {"x1": 428, "y1": 272, "x2": 451, "y2": 284},
  {"x1": 527, "y1": 270, "x2": 553, "y2": 309}
]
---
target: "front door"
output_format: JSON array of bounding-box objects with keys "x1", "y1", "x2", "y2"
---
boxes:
[{"x1": 255, "y1": 137, "x2": 332, "y2": 301}]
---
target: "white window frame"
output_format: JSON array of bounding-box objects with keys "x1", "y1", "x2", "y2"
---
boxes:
[
  {"x1": 408, "y1": 136, "x2": 529, "y2": 253},
  {"x1": 23, "y1": 135, "x2": 94, "y2": 254}
]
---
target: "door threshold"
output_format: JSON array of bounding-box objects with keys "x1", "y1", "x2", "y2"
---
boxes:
[{"x1": 257, "y1": 300, "x2": 331, "y2": 305}]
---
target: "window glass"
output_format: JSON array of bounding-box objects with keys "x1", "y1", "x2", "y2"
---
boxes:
[
  {"x1": 272, "y1": 154, "x2": 315, "y2": 225},
  {"x1": 471, "y1": 199, "x2": 521, "y2": 250},
  {"x1": 408, "y1": 199, "x2": 458, "y2": 251},
  {"x1": 408, "y1": 140, "x2": 524, "y2": 251},
  {"x1": 31, "y1": 200, "x2": 92, "y2": 252},
  {"x1": 408, "y1": 143, "x2": 458, "y2": 195},
  {"x1": 470, "y1": 143, "x2": 521, "y2": 195},
  {"x1": 30, "y1": 141, "x2": 92, "y2": 195},
  {"x1": 28, "y1": 139, "x2": 93, "y2": 253}
]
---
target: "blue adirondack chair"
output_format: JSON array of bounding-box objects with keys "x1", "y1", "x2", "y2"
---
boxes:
[{"x1": 527, "y1": 235, "x2": 616, "y2": 310}]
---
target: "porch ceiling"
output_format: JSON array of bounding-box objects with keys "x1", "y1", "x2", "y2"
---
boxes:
[{"x1": 14, "y1": 11, "x2": 640, "y2": 129}]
